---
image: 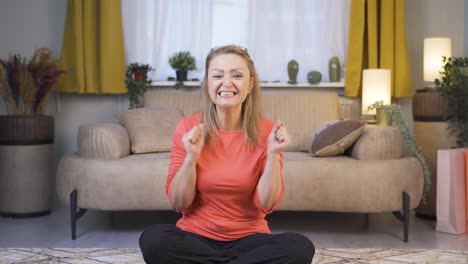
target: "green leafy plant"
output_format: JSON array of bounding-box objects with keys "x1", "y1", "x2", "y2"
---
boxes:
[
  {"x1": 125, "y1": 63, "x2": 154, "y2": 109},
  {"x1": 0, "y1": 48, "x2": 66, "y2": 115},
  {"x1": 366, "y1": 101, "x2": 431, "y2": 205},
  {"x1": 435, "y1": 56, "x2": 468, "y2": 147},
  {"x1": 168, "y1": 51, "x2": 196, "y2": 70}
]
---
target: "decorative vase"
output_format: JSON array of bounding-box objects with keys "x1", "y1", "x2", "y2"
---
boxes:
[
  {"x1": 287, "y1": 60, "x2": 299, "y2": 84},
  {"x1": 328, "y1": 56, "x2": 341, "y2": 82},
  {"x1": 176, "y1": 69, "x2": 188, "y2": 82},
  {"x1": 0, "y1": 115, "x2": 54, "y2": 218},
  {"x1": 307, "y1": 71, "x2": 322, "y2": 84}
]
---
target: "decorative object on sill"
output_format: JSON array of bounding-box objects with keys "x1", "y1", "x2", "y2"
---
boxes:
[
  {"x1": 124, "y1": 63, "x2": 154, "y2": 109},
  {"x1": 366, "y1": 101, "x2": 431, "y2": 205},
  {"x1": 328, "y1": 56, "x2": 341, "y2": 82},
  {"x1": 168, "y1": 51, "x2": 197, "y2": 89},
  {"x1": 287, "y1": 59, "x2": 299, "y2": 84},
  {"x1": 435, "y1": 56, "x2": 468, "y2": 148},
  {"x1": 307, "y1": 71, "x2": 322, "y2": 85},
  {"x1": 0, "y1": 47, "x2": 64, "y2": 218}
]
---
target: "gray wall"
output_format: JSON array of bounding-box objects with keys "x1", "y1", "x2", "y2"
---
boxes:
[{"x1": 0, "y1": 0, "x2": 467, "y2": 206}]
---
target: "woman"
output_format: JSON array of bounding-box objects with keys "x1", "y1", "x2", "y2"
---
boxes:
[{"x1": 139, "y1": 45, "x2": 315, "y2": 264}]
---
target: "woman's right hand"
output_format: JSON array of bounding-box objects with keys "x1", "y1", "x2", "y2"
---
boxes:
[{"x1": 182, "y1": 124, "x2": 205, "y2": 159}]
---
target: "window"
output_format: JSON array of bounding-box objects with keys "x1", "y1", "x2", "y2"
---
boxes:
[{"x1": 122, "y1": 0, "x2": 350, "y2": 83}]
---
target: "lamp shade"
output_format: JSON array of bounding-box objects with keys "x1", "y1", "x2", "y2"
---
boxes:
[
  {"x1": 423, "y1": 38, "x2": 452, "y2": 82},
  {"x1": 362, "y1": 69, "x2": 391, "y2": 115}
]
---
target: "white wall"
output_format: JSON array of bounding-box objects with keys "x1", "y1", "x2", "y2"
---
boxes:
[
  {"x1": 406, "y1": 0, "x2": 466, "y2": 90},
  {"x1": 0, "y1": 0, "x2": 467, "y2": 202}
]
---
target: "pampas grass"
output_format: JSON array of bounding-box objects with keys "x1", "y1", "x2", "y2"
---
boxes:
[{"x1": 0, "y1": 48, "x2": 65, "y2": 115}]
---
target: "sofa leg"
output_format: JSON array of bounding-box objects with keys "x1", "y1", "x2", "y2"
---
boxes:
[
  {"x1": 70, "y1": 189, "x2": 88, "y2": 240},
  {"x1": 392, "y1": 191, "x2": 410, "y2": 242}
]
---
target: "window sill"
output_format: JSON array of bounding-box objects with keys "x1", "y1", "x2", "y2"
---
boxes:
[{"x1": 150, "y1": 81, "x2": 345, "y2": 88}]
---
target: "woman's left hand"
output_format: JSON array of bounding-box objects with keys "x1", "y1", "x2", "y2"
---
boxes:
[{"x1": 268, "y1": 120, "x2": 291, "y2": 154}]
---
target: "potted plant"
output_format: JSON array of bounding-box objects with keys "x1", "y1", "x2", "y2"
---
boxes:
[
  {"x1": 168, "y1": 51, "x2": 196, "y2": 83},
  {"x1": 366, "y1": 101, "x2": 431, "y2": 205},
  {"x1": 435, "y1": 56, "x2": 468, "y2": 147},
  {"x1": 0, "y1": 47, "x2": 65, "y2": 217},
  {"x1": 125, "y1": 63, "x2": 154, "y2": 109}
]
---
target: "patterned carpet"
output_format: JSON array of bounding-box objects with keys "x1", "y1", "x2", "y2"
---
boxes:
[{"x1": 0, "y1": 247, "x2": 467, "y2": 263}]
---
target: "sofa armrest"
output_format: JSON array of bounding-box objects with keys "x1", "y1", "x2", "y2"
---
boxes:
[
  {"x1": 347, "y1": 125, "x2": 403, "y2": 160},
  {"x1": 78, "y1": 123, "x2": 131, "y2": 159}
]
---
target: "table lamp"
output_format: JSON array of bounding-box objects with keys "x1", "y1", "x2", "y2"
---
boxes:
[{"x1": 424, "y1": 37, "x2": 452, "y2": 87}]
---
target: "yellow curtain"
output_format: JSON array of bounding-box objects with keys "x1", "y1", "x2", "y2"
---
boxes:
[
  {"x1": 345, "y1": 0, "x2": 412, "y2": 98},
  {"x1": 58, "y1": 0, "x2": 127, "y2": 94}
]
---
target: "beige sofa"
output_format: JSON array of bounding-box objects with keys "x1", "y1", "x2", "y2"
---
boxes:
[{"x1": 56, "y1": 90, "x2": 423, "y2": 241}]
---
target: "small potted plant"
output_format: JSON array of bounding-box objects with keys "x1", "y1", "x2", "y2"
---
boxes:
[
  {"x1": 435, "y1": 56, "x2": 468, "y2": 147},
  {"x1": 168, "y1": 51, "x2": 196, "y2": 82},
  {"x1": 125, "y1": 63, "x2": 154, "y2": 109}
]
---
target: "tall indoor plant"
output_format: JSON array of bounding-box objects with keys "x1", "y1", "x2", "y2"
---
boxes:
[
  {"x1": 435, "y1": 56, "x2": 468, "y2": 147},
  {"x1": 0, "y1": 47, "x2": 65, "y2": 217}
]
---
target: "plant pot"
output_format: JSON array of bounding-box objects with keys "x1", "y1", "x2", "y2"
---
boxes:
[
  {"x1": 133, "y1": 69, "x2": 148, "y2": 81},
  {"x1": 0, "y1": 115, "x2": 54, "y2": 218},
  {"x1": 412, "y1": 87, "x2": 448, "y2": 121},
  {"x1": 176, "y1": 70, "x2": 188, "y2": 82},
  {"x1": 376, "y1": 109, "x2": 392, "y2": 126}
]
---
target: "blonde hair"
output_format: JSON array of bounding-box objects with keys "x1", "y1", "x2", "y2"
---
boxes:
[{"x1": 201, "y1": 45, "x2": 261, "y2": 148}]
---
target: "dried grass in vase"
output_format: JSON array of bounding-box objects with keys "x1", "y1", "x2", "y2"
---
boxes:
[{"x1": 0, "y1": 48, "x2": 65, "y2": 115}]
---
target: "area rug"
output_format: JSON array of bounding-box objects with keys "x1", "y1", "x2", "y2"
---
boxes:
[{"x1": 0, "y1": 247, "x2": 467, "y2": 263}]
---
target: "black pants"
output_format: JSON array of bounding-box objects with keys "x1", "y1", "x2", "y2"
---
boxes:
[{"x1": 139, "y1": 224, "x2": 315, "y2": 264}]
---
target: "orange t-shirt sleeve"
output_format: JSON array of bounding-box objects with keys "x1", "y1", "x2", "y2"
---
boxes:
[
  {"x1": 253, "y1": 124, "x2": 285, "y2": 214},
  {"x1": 166, "y1": 114, "x2": 200, "y2": 210}
]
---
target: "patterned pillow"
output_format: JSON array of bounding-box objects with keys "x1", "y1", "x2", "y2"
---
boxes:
[
  {"x1": 116, "y1": 107, "x2": 183, "y2": 154},
  {"x1": 310, "y1": 120, "x2": 366, "y2": 157}
]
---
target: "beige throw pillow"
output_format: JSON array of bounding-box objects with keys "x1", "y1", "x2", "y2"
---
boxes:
[
  {"x1": 117, "y1": 107, "x2": 183, "y2": 154},
  {"x1": 310, "y1": 119, "x2": 366, "y2": 157}
]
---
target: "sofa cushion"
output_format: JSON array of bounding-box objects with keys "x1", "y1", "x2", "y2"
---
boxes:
[
  {"x1": 261, "y1": 93, "x2": 340, "y2": 152},
  {"x1": 117, "y1": 107, "x2": 183, "y2": 154},
  {"x1": 78, "y1": 123, "x2": 131, "y2": 159},
  {"x1": 348, "y1": 125, "x2": 403, "y2": 160},
  {"x1": 310, "y1": 119, "x2": 366, "y2": 157}
]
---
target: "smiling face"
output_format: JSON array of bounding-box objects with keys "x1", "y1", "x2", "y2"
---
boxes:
[{"x1": 207, "y1": 54, "x2": 254, "y2": 112}]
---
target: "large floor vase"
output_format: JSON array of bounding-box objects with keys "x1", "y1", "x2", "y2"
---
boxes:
[{"x1": 0, "y1": 115, "x2": 54, "y2": 218}]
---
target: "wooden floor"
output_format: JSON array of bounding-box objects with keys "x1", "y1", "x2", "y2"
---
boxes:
[{"x1": 1, "y1": 205, "x2": 467, "y2": 250}]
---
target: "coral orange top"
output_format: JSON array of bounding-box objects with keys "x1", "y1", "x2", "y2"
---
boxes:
[{"x1": 166, "y1": 113, "x2": 285, "y2": 241}]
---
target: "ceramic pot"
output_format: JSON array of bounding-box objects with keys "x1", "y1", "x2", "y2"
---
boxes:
[
  {"x1": 329, "y1": 56, "x2": 341, "y2": 82},
  {"x1": 287, "y1": 60, "x2": 299, "y2": 84}
]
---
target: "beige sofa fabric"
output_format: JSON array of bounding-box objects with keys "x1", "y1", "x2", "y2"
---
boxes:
[
  {"x1": 57, "y1": 91, "x2": 424, "y2": 219},
  {"x1": 144, "y1": 91, "x2": 202, "y2": 116},
  {"x1": 349, "y1": 125, "x2": 403, "y2": 160},
  {"x1": 117, "y1": 107, "x2": 183, "y2": 154},
  {"x1": 57, "y1": 153, "x2": 172, "y2": 210},
  {"x1": 278, "y1": 152, "x2": 423, "y2": 212},
  {"x1": 78, "y1": 123, "x2": 130, "y2": 160},
  {"x1": 261, "y1": 93, "x2": 340, "y2": 152}
]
